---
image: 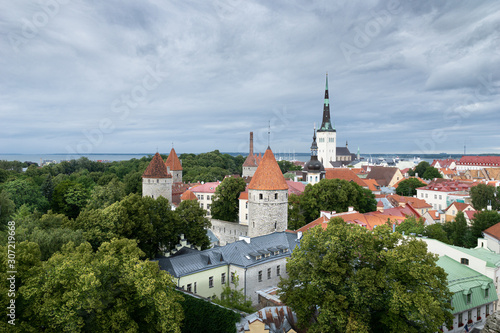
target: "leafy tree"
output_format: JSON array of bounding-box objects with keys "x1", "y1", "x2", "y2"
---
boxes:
[
  {"x1": 470, "y1": 184, "x2": 500, "y2": 211},
  {"x1": 470, "y1": 210, "x2": 500, "y2": 242},
  {"x1": 40, "y1": 174, "x2": 54, "y2": 202},
  {"x1": 395, "y1": 216, "x2": 425, "y2": 235},
  {"x1": 86, "y1": 178, "x2": 126, "y2": 210},
  {"x1": 175, "y1": 200, "x2": 211, "y2": 250},
  {"x1": 299, "y1": 179, "x2": 377, "y2": 223},
  {"x1": 18, "y1": 239, "x2": 184, "y2": 332},
  {"x1": 1, "y1": 179, "x2": 49, "y2": 212},
  {"x1": 444, "y1": 211, "x2": 471, "y2": 247},
  {"x1": 279, "y1": 218, "x2": 453, "y2": 332},
  {"x1": 395, "y1": 178, "x2": 426, "y2": 196},
  {"x1": 422, "y1": 167, "x2": 442, "y2": 180},
  {"x1": 0, "y1": 190, "x2": 15, "y2": 228},
  {"x1": 288, "y1": 193, "x2": 306, "y2": 230},
  {"x1": 123, "y1": 171, "x2": 143, "y2": 195},
  {"x1": 0, "y1": 168, "x2": 9, "y2": 183},
  {"x1": 51, "y1": 180, "x2": 90, "y2": 219},
  {"x1": 277, "y1": 160, "x2": 302, "y2": 174},
  {"x1": 423, "y1": 223, "x2": 450, "y2": 244},
  {"x1": 211, "y1": 177, "x2": 246, "y2": 222},
  {"x1": 212, "y1": 273, "x2": 254, "y2": 313}
]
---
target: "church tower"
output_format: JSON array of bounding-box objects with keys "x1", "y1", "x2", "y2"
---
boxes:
[
  {"x1": 303, "y1": 127, "x2": 324, "y2": 185},
  {"x1": 142, "y1": 152, "x2": 173, "y2": 203},
  {"x1": 247, "y1": 147, "x2": 288, "y2": 238},
  {"x1": 165, "y1": 148, "x2": 183, "y2": 183},
  {"x1": 317, "y1": 74, "x2": 337, "y2": 167}
]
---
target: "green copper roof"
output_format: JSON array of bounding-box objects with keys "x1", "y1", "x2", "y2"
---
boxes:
[
  {"x1": 437, "y1": 256, "x2": 497, "y2": 313},
  {"x1": 448, "y1": 245, "x2": 500, "y2": 268}
]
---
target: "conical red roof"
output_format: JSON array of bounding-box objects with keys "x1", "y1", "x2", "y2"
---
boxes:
[
  {"x1": 180, "y1": 190, "x2": 197, "y2": 201},
  {"x1": 165, "y1": 148, "x2": 183, "y2": 171},
  {"x1": 248, "y1": 148, "x2": 288, "y2": 191},
  {"x1": 142, "y1": 152, "x2": 172, "y2": 178}
]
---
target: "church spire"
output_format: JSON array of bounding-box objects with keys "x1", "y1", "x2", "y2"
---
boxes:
[
  {"x1": 311, "y1": 125, "x2": 318, "y2": 156},
  {"x1": 318, "y1": 73, "x2": 335, "y2": 132}
]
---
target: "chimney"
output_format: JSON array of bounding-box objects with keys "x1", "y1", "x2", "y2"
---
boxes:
[
  {"x1": 239, "y1": 236, "x2": 251, "y2": 243},
  {"x1": 297, "y1": 231, "x2": 303, "y2": 240},
  {"x1": 348, "y1": 206, "x2": 354, "y2": 212},
  {"x1": 249, "y1": 132, "x2": 254, "y2": 156}
]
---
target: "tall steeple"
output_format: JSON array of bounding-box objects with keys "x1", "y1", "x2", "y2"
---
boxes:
[
  {"x1": 318, "y1": 73, "x2": 335, "y2": 132},
  {"x1": 311, "y1": 126, "x2": 318, "y2": 156}
]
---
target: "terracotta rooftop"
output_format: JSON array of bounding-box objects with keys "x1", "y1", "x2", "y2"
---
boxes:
[
  {"x1": 180, "y1": 190, "x2": 198, "y2": 201},
  {"x1": 363, "y1": 178, "x2": 381, "y2": 192},
  {"x1": 190, "y1": 181, "x2": 220, "y2": 193},
  {"x1": 243, "y1": 153, "x2": 262, "y2": 167},
  {"x1": 165, "y1": 148, "x2": 183, "y2": 171},
  {"x1": 142, "y1": 152, "x2": 172, "y2": 178},
  {"x1": 431, "y1": 159, "x2": 457, "y2": 168},
  {"x1": 445, "y1": 201, "x2": 473, "y2": 212},
  {"x1": 387, "y1": 194, "x2": 432, "y2": 209},
  {"x1": 325, "y1": 168, "x2": 367, "y2": 187},
  {"x1": 248, "y1": 148, "x2": 288, "y2": 191},
  {"x1": 458, "y1": 156, "x2": 500, "y2": 167},
  {"x1": 286, "y1": 180, "x2": 305, "y2": 196},
  {"x1": 484, "y1": 222, "x2": 500, "y2": 240}
]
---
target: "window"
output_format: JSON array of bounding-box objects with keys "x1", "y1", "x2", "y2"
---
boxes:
[
  {"x1": 245, "y1": 202, "x2": 248, "y2": 208},
  {"x1": 200, "y1": 195, "x2": 204, "y2": 200},
  {"x1": 194, "y1": 282, "x2": 197, "y2": 294},
  {"x1": 265, "y1": 253, "x2": 270, "y2": 258},
  {"x1": 259, "y1": 194, "x2": 263, "y2": 200},
  {"x1": 245, "y1": 213, "x2": 248, "y2": 220},
  {"x1": 275, "y1": 193, "x2": 278, "y2": 200},
  {"x1": 231, "y1": 272, "x2": 235, "y2": 284},
  {"x1": 467, "y1": 293, "x2": 472, "y2": 304},
  {"x1": 207, "y1": 204, "x2": 211, "y2": 210},
  {"x1": 258, "y1": 270, "x2": 262, "y2": 282},
  {"x1": 477, "y1": 306, "x2": 481, "y2": 319},
  {"x1": 439, "y1": 195, "x2": 442, "y2": 200},
  {"x1": 485, "y1": 287, "x2": 490, "y2": 298},
  {"x1": 459, "y1": 313, "x2": 463, "y2": 324},
  {"x1": 283, "y1": 248, "x2": 289, "y2": 253},
  {"x1": 187, "y1": 284, "x2": 192, "y2": 292},
  {"x1": 468, "y1": 310, "x2": 472, "y2": 322},
  {"x1": 267, "y1": 268, "x2": 271, "y2": 279},
  {"x1": 487, "y1": 304, "x2": 491, "y2": 316},
  {"x1": 200, "y1": 203, "x2": 204, "y2": 209},
  {"x1": 209, "y1": 276, "x2": 214, "y2": 288},
  {"x1": 274, "y1": 222, "x2": 277, "y2": 230},
  {"x1": 277, "y1": 265, "x2": 281, "y2": 276},
  {"x1": 461, "y1": 258, "x2": 469, "y2": 265},
  {"x1": 221, "y1": 273, "x2": 226, "y2": 284}
]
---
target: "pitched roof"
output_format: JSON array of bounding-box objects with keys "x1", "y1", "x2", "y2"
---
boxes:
[
  {"x1": 165, "y1": 148, "x2": 182, "y2": 171},
  {"x1": 363, "y1": 178, "x2": 381, "y2": 191},
  {"x1": 325, "y1": 168, "x2": 367, "y2": 187},
  {"x1": 366, "y1": 166, "x2": 400, "y2": 187},
  {"x1": 484, "y1": 222, "x2": 500, "y2": 241},
  {"x1": 248, "y1": 148, "x2": 288, "y2": 191},
  {"x1": 387, "y1": 194, "x2": 432, "y2": 209},
  {"x1": 445, "y1": 201, "x2": 473, "y2": 212},
  {"x1": 458, "y1": 155, "x2": 500, "y2": 167},
  {"x1": 180, "y1": 190, "x2": 197, "y2": 201},
  {"x1": 286, "y1": 180, "x2": 305, "y2": 196},
  {"x1": 190, "y1": 181, "x2": 220, "y2": 193},
  {"x1": 243, "y1": 153, "x2": 261, "y2": 167},
  {"x1": 142, "y1": 152, "x2": 172, "y2": 178}
]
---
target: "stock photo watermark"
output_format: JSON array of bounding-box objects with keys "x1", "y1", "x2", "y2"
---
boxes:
[
  {"x1": 6, "y1": 221, "x2": 16, "y2": 325},
  {"x1": 8, "y1": 0, "x2": 69, "y2": 53}
]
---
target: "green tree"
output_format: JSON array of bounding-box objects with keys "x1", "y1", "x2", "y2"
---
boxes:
[
  {"x1": 211, "y1": 177, "x2": 247, "y2": 222},
  {"x1": 422, "y1": 166, "x2": 442, "y2": 180},
  {"x1": 470, "y1": 210, "x2": 500, "y2": 242},
  {"x1": 18, "y1": 239, "x2": 184, "y2": 332},
  {"x1": 287, "y1": 193, "x2": 306, "y2": 230},
  {"x1": 123, "y1": 171, "x2": 143, "y2": 195},
  {"x1": 445, "y1": 211, "x2": 471, "y2": 247},
  {"x1": 423, "y1": 223, "x2": 450, "y2": 244},
  {"x1": 51, "y1": 180, "x2": 90, "y2": 219},
  {"x1": 279, "y1": 218, "x2": 453, "y2": 332},
  {"x1": 175, "y1": 200, "x2": 211, "y2": 250},
  {"x1": 409, "y1": 161, "x2": 430, "y2": 177},
  {"x1": 395, "y1": 178, "x2": 426, "y2": 196},
  {"x1": 395, "y1": 216, "x2": 425, "y2": 235},
  {"x1": 0, "y1": 190, "x2": 15, "y2": 228},
  {"x1": 277, "y1": 160, "x2": 302, "y2": 174},
  {"x1": 213, "y1": 273, "x2": 254, "y2": 313},
  {"x1": 40, "y1": 174, "x2": 54, "y2": 202},
  {"x1": 470, "y1": 184, "x2": 500, "y2": 211},
  {"x1": 299, "y1": 179, "x2": 377, "y2": 223},
  {"x1": 86, "y1": 178, "x2": 126, "y2": 210},
  {"x1": 2, "y1": 179, "x2": 49, "y2": 212}
]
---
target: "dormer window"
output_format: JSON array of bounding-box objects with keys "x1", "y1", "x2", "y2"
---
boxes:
[
  {"x1": 485, "y1": 287, "x2": 489, "y2": 298},
  {"x1": 466, "y1": 292, "x2": 472, "y2": 304},
  {"x1": 264, "y1": 253, "x2": 270, "y2": 258},
  {"x1": 461, "y1": 258, "x2": 469, "y2": 265},
  {"x1": 256, "y1": 255, "x2": 262, "y2": 260}
]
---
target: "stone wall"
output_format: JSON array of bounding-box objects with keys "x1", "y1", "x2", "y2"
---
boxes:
[
  {"x1": 210, "y1": 219, "x2": 249, "y2": 246},
  {"x1": 247, "y1": 189, "x2": 288, "y2": 238},
  {"x1": 171, "y1": 170, "x2": 182, "y2": 183},
  {"x1": 142, "y1": 177, "x2": 173, "y2": 203},
  {"x1": 242, "y1": 166, "x2": 256, "y2": 178}
]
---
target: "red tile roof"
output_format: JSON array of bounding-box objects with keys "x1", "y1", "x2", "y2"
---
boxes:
[
  {"x1": 362, "y1": 178, "x2": 380, "y2": 191},
  {"x1": 458, "y1": 156, "x2": 500, "y2": 167},
  {"x1": 142, "y1": 152, "x2": 172, "y2": 178},
  {"x1": 190, "y1": 181, "x2": 220, "y2": 193},
  {"x1": 387, "y1": 194, "x2": 432, "y2": 209},
  {"x1": 165, "y1": 148, "x2": 182, "y2": 171},
  {"x1": 431, "y1": 159, "x2": 457, "y2": 168},
  {"x1": 248, "y1": 148, "x2": 288, "y2": 191},
  {"x1": 239, "y1": 191, "x2": 248, "y2": 200},
  {"x1": 180, "y1": 190, "x2": 198, "y2": 201},
  {"x1": 243, "y1": 153, "x2": 262, "y2": 167},
  {"x1": 286, "y1": 180, "x2": 305, "y2": 196},
  {"x1": 325, "y1": 168, "x2": 367, "y2": 187},
  {"x1": 416, "y1": 180, "x2": 477, "y2": 192},
  {"x1": 484, "y1": 222, "x2": 500, "y2": 240},
  {"x1": 445, "y1": 202, "x2": 473, "y2": 212}
]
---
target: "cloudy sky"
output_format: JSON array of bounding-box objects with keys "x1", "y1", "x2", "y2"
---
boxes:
[{"x1": 1, "y1": 0, "x2": 499, "y2": 156}]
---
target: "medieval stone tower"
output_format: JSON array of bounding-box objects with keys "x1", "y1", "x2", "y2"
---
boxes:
[
  {"x1": 242, "y1": 132, "x2": 261, "y2": 178},
  {"x1": 142, "y1": 152, "x2": 173, "y2": 203},
  {"x1": 247, "y1": 147, "x2": 289, "y2": 238},
  {"x1": 165, "y1": 148, "x2": 183, "y2": 183},
  {"x1": 317, "y1": 73, "x2": 337, "y2": 166}
]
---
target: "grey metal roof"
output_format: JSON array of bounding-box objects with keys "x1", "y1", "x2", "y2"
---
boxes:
[{"x1": 157, "y1": 232, "x2": 300, "y2": 278}]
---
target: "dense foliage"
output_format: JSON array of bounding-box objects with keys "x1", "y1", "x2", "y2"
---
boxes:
[
  {"x1": 180, "y1": 150, "x2": 244, "y2": 183},
  {"x1": 408, "y1": 161, "x2": 442, "y2": 180},
  {"x1": 288, "y1": 178, "x2": 377, "y2": 229},
  {"x1": 395, "y1": 178, "x2": 426, "y2": 196},
  {"x1": 0, "y1": 239, "x2": 184, "y2": 332},
  {"x1": 279, "y1": 218, "x2": 453, "y2": 333},
  {"x1": 211, "y1": 176, "x2": 247, "y2": 222},
  {"x1": 179, "y1": 291, "x2": 241, "y2": 333},
  {"x1": 470, "y1": 183, "x2": 500, "y2": 211}
]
